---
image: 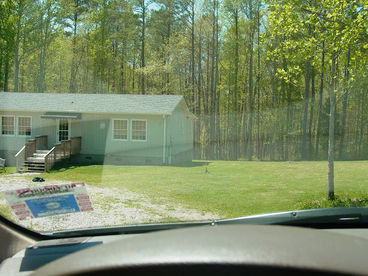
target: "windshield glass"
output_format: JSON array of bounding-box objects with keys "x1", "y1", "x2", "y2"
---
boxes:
[{"x1": 0, "y1": 0, "x2": 367, "y2": 234}]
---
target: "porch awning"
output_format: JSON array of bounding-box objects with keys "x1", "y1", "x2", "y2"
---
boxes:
[{"x1": 41, "y1": 112, "x2": 82, "y2": 120}]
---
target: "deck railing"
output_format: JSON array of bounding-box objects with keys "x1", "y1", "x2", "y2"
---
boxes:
[
  {"x1": 44, "y1": 137, "x2": 82, "y2": 171},
  {"x1": 15, "y1": 146, "x2": 26, "y2": 173},
  {"x1": 45, "y1": 147, "x2": 56, "y2": 171}
]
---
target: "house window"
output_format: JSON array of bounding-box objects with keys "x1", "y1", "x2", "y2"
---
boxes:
[
  {"x1": 113, "y1": 119, "x2": 128, "y2": 140},
  {"x1": 1, "y1": 116, "x2": 15, "y2": 136},
  {"x1": 132, "y1": 120, "x2": 146, "y2": 141},
  {"x1": 18, "y1": 117, "x2": 32, "y2": 136}
]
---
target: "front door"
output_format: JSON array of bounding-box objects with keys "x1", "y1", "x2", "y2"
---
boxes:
[{"x1": 57, "y1": 119, "x2": 70, "y2": 143}]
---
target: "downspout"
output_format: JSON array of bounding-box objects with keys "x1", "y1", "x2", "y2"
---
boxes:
[{"x1": 163, "y1": 115, "x2": 167, "y2": 164}]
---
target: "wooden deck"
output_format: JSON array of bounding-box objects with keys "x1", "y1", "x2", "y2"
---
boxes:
[{"x1": 15, "y1": 136, "x2": 81, "y2": 172}]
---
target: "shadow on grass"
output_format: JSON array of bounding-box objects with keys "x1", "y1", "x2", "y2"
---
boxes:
[
  {"x1": 299, "y1": 195, "x2": 368, "y2": 209},
  {"x1": 48, "y1": 159, "x2": 210, "y2": 172}
]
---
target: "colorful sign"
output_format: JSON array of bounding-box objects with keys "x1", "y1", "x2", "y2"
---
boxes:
[{"x1": 2, "y1": 183, "x2": 93, "y2": 220}]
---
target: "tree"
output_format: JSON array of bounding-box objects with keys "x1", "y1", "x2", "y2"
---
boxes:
[
  {"x1": 0, "y1": 0, "x2": 16, "y2": 91},
  {"x1": 266, "y1": 0, "x2": 368, "y2": 199},
  {"x1": 36, "y1": 0, "x2": 57, "y2": 93},
  {"x1": 58, "y1": 0, "x2": 89, "y2": 93},
  {"x1": 134, "y1": 0, "x2": 151, "y2": 94},
  {"x1": 224, "y1": 0, "x2": 241, "y2": 160}
]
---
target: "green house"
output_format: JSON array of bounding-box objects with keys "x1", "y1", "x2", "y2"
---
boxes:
[{"x1": 0, "y1": 92, "x2": 195, "y2": 171}]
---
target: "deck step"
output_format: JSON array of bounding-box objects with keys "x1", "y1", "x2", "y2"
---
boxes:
[
  {"x1": 26, "y1": 157, "x2": 45, "y2": 162},
  {"x1": 25, "y1": 165, "x2": 45, "y2": 169},
  {"x1": 24, "y1": 166, "x2": 45, "y2": 169},
  {"x1": 24, "y1": 163, "x2": 45, "y2": 166},
  {"x1": 23, "y1": 150, "x2": 48, "y2": 172},
  {"x1": 36, "y1": 150, "x2": 50, "y2": 154},
  {"x1": 33, "y1": 153, "x2": 48, "y2": 158},
  {"x1": 25, "y1": 160, "x2": 45, "y2": 164},
  {"x1": 23, "y1": 161, "x2": 45, "y2": 172},
  {"x1": 23, "y1": 168, "x2": 45, "y2": 172}
]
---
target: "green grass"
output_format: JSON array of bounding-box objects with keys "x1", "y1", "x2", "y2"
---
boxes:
[
  {"x1": 1, "y1": 167, "x2": 16, "y2": 174},
  {"x1": 6, "y1": 161, "x2": 368, "y2": 219}
]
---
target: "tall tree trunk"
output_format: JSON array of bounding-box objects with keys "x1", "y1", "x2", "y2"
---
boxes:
[
  {"x1": 301, "y1": 58, "x2": 311, "y2": 159},
  {"x1": 191, "y1": 0, "x2": 195, "y2": 109},
  {"x1": 120, "y1": 45, "x2": 125, "y2": 93},
  {"x1": 140, "y1": 0, "x2": 146, "y2": 95},
  {"x1": 285, "y1": 83, "x2": 292, "y2": 160},
  {"x1": 14, "y1": 1, "x2": 24, "y2": 92},
  {"x1": 308, "y1": 67, "x2": 315, "y2": 158},
  {"x1": 247, "y1": 2, "x2": 255, "y2": 161},
  {"x1": 214, "y1": 1, "x2": 220, "y2": 159},
  {"x1": 315, "y1": 41, "x2": 325, "y2": 158},
  {"x1": 232, "y1": 8, "x2": 239, "y2": 160},
  {"x1": 328, "y1": 55, "x2": 336, "y2": 200},
  {"x1": 247, "y1": 38, "x2": 254, "y2": 161},
  {"x1": 20, "y1": 65, "x2": 24, "y2": 91},
  {"x1": 209, "y1": 0, "x2": 217, "y2": 160},
  {"x1": 0, "y1": 49, "x2": 3, "y2": 91},
  {"x1": 4, "y1": 47, "x2": 9, "y2": 91},
  {"x1": 354, "y1": 97, "x2": 360, "y2": 156},
  {"x1": 99, "y1": 5, "x2": 107, "y2": 94},
  {"x1": 338, "y1": 47, "x2": 351, "y2": 160},
  {"x1": 69, "y1": 4, "x2": 79, "y2": 93},
  {"x1": 132, "y1": 58, "x2": 136, "y2": 91},
  {"x1": 204, "y1": 39, "x2": 210, "y2": 159},
  {"x1": 196, "y1": 22, "x2": 202, "y2": 159},
  {"x1": 256, "y1": 2, "x2": 261, "y2": 160},
  {"x1": 358, "y1": 89, "x2": 366, "y2": 158},
  {"x1": 280, "y1": 81, "x2": 286, "y2": 160},
  {"x1": 39, "y1": 13, "x2": 45, "y2": 93},
  {"x1": 38, "y1": 5, "x2": 51, "y2": 93}
]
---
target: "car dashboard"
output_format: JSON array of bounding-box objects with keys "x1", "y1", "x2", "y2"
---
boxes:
[{"x1": 1, "y1": 223, "x2": 368, "y2": 275}]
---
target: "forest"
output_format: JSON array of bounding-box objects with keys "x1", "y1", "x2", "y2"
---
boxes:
[{"x1": 0, "y1": 0, "x2": 367, "y2": 168}]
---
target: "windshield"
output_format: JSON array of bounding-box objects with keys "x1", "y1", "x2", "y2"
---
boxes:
[{"x1": 0, "y1": 0, "x2": 367, "y2": 234}]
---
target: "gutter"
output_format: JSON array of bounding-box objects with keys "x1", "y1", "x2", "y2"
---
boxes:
[{"x1": 163, "y1": 115, "x2": 167, "y2": 164}]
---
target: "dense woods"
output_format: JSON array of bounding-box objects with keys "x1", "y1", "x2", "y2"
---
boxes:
[{"x1": 1, "y1": 0, "x2": 367, "y2": 175}]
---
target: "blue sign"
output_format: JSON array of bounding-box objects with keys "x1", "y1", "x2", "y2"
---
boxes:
[{"x1": 25, "y1": 194, "x2": 80, "y2": 218}]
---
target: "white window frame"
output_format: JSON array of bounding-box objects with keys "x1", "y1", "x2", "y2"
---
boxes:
[
  {"x1": 1, "y1": 115, "x2": 16, "y2": 136},
  {"x1": 112, "y1": 119, "x2": 129, "y2": 141},
  {"x1": 56, "y1": 119, "x2": 71, "y2": 143},
  {"x1": 131, "y1": 119, "x2": 147, "y2": 142},
  {"x1": 17, "y1": 116, "x2": 32, "y2": 137}
]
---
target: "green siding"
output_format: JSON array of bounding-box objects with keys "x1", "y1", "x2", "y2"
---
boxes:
[
  {"x1": 166, "y1": 106, "x2": 193, "y2": 163},
  {"x1": 0, "y1": 111, "x2": 56, "y2": 151},
  {"x1": 80, "y1": 113, "x2": 165, "y2": 160}
]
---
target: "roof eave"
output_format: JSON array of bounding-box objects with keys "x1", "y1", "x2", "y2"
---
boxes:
[{"x1": 0, "y1": 108, "x2": 172, "y2": 116}]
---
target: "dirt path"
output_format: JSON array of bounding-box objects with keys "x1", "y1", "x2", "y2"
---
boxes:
[{"x1": 0, "y1": 174, "x2": 219, "y2": 233}]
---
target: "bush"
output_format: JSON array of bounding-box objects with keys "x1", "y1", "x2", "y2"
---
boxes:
[{"x1": 298, "y1": 195, "x2": 368, "y2": 209}]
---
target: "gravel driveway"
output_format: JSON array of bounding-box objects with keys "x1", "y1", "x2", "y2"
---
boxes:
[{"x1": 0, "y1": 174, "x2": 219, "y2": 233}]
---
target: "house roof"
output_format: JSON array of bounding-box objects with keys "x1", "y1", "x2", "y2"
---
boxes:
[{"x1": 0, "y1": 92, "x2": 191, "y2": 116}]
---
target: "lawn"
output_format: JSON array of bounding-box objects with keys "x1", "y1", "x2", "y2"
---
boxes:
[{"x1": 9, "y1": 160, "x2": 368, "y2": 219}]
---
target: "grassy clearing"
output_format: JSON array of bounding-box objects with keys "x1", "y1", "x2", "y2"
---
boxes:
[{"x1": 5, "y1": 161, "x2": 368, "y2": 219}]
